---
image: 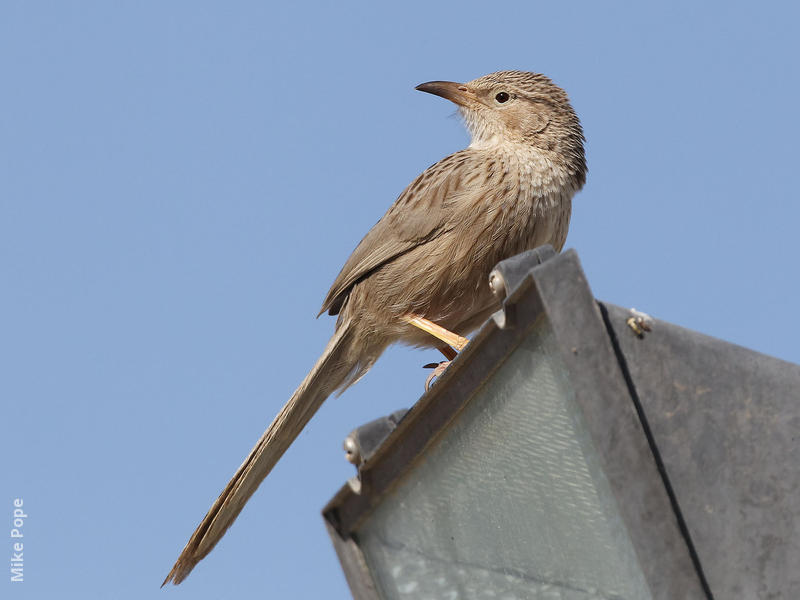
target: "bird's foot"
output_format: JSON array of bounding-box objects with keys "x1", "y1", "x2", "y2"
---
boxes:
[
  {"x1": 423, "y1": 361, "x2": 451, "y2": 391},
  {"x1": 405, "y1": 315, "x2": 468, "y2": 390}
]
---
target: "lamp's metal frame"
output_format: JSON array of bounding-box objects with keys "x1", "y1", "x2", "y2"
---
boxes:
[{"x1": 323, "y1": 248, "x2": 800, "y2": 599}]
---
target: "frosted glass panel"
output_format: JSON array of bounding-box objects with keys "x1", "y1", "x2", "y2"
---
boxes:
[{"x1": 356, "y1": 322, "x2": 652, "y2": 600}]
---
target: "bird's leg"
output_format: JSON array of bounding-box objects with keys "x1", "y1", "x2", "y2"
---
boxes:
[
  {"x1": 403, "y1": 314, "x2": 469, "y2": 352},
  {"x1": 437, "y1": 344, "x2": 458, "y2": 361},
  {"x1": 404, "y1": 315, "x2": 468, "y2": 391}
]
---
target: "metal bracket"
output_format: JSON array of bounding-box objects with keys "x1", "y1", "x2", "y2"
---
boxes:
[
  {"x1": 489, "y1": 244, "x2": 556, "y2": 329},
  {"x1": 343, "y1": 409, "x2": 409, "y2": 470}
]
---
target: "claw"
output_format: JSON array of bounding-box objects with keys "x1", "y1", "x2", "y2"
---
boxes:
[{"x1": 424, "y1": 361, "x2": 451, "y2": 391}]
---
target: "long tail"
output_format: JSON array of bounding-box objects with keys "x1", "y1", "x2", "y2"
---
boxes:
[{"x1": 163, "y1": 319, "x2": 363, "y2": 585}]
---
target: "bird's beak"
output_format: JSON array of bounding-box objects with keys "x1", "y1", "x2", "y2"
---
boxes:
[{"x1": 415, "y1": 81, "x2": 476, "y2": 107}]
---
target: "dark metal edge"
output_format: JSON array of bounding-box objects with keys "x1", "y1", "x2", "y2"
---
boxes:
[
  {"x1": 597, "y1": 301, "x2": 715, "y2": 599},
  {"x1": 324, "y1": 518, "x2": 381, "y2": 600},
  {"x1": 602, "y1": 302, "x2": 800, "y2": 598},
  {"x1": 532, "y1": 250, "x2": 709, "y2": 599}
]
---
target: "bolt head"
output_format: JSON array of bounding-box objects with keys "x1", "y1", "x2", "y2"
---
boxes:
[
  {"x1": 343, "y1": 435, "x2": 360, "y2": 465},
  {"x1": 489, "y1": 269, "x2": 507, "y2": 299}
]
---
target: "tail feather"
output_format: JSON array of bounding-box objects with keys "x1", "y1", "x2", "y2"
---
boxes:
[{"x1": 163, "y1": 319, "x2": 360, "y2": 585}]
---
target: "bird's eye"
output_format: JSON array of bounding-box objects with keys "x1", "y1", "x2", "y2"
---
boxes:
[{"x1": 495, "y1": 92, "x2": 510, "y2": 103}]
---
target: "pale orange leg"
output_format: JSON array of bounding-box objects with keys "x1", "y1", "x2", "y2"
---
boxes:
[{"x1": 403, "y1": 314, "x2": 469, "y2": 352}]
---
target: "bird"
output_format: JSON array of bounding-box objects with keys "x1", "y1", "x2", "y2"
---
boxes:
[{"x1": 163, "y1": 70, "x2": 587, "y2": 585}]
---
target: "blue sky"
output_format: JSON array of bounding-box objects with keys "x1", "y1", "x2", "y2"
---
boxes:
[{"x1": 2, "y1": 1, "x2": 799, "y2": 598}]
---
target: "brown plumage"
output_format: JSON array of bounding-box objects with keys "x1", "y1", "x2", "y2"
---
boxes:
[{"x1": 163, "y1": 70, "x2": 586, "y2": 585}]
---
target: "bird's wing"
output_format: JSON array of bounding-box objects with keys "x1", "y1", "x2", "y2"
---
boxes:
[{"x1": 320, "y1": 150, "x2": 475, "y2": 316}]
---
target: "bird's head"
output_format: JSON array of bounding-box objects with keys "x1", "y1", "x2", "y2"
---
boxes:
[{"x1": 416, "y1": 70, "x2": 586, "y2": 183}]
